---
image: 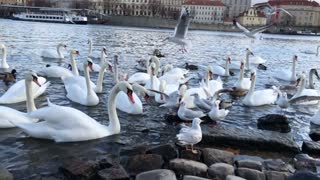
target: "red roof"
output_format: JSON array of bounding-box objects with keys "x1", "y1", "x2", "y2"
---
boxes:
[
  {"x1": 268, "y1": 0, "x2": 320, "y2": 7},
  {"x1": 183, "y1": 0, "x2": 225, "y2": 6},
  {"x1": 239, "y1": 8, "x2": 266, "y2": 18}
]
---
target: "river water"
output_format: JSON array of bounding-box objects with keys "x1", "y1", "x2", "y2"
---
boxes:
[{"x1": 0, "y1": 19, "x2": 320, "y2": 178}]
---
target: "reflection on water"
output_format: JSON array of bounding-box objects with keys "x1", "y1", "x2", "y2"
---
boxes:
[{"x1": 0, "y1": 19, "x2": 320, "y2": 178}]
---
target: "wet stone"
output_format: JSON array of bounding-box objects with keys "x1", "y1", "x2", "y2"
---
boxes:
[
  {"x1": 0, "y1": 167, "x2": 13, "y2": 180},
  {"x1": 286, "y1": 171, "x2": 320, "y2": 180},
  {"x1": 236, "y1": 159, "x2": 263, "y2": 171},
  {"x1": 98, "y1": 165, "x2": 129, "y2": 180},
  {"x1": 257, "y1": 114, "x2": 290, "y2": 133},
  {"x1": 119, "y1": 144, "x2": 147, "y2": 156},
  {"x1": 202, "y1": 148, "x2": 234, "y2": 166},
  {"x1": 146, "y1": 144, "x2": 178, "y2": 162},
  {"x1": 183, "y1": 175, "x2": 210, "y2": 180},
  {"x1": 264, "y1": 170, "x2": 292, "y2": 180},
  {"x1": 124, "y1": 154, "x2": 164, "y2": 176},
  {"x1": 226, "y1": 175, "x2": 246, "y2": 180},
  {"x1": 59, "y1": 159, "x2": 98, "y2": 180},
  {"x1": 236, "y1": 168, "x2": 266, "y2": 180},
  {"x1": 294, "y1": 154, "x2": 319, "y2": 173},
  {"x1": 180, "y1": 149, "x2": 202, "y2": 162},
  {"x1": 169, "y1": 158, "x2": 208, "y2": 177},
  {"x1": 136, "y1": 169, "x2": 177, "y2": 180},
  {"x1": 263, "y1": 159, "x2": 294, "y2": 173},
  {"x1": 302, "y1": 141, "x2": 320, "y2": 155},
  {"x1": 309, "y1": 130, "x2": 320, "y2": 141},
  {"x1": 208, "y1": 163, "x2": 235, "y2": 179}
]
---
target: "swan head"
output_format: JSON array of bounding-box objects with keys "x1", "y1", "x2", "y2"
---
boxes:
[
  {"x1": 240, "y1": 61, "x2": 245, "y2": 70},
  {"x1": 250, "y1": 70, "x2": 256, "y2": 81},
  {"x1": 70, "y1": 49, "x2": 80, "y2": 56},
  {"x1": 84, "y1": 58, "x2": 94, "y2": 71},
  {"x1": 118, "y1": 82, "x2": 135, "y2": 104},
  {"x1": 101, "y1": 59, "x2": 113, "y2": 72},
  {"x1": 207, "y1": 66, "x2": 214, "y2": 80},
  {"x1": 114, "y1": 55, "x2": 119, "y2": 65},
  {"x1": 0, "y1": 44, "x2": 5, "y2": 49},
  {"x1": 87, "y1": 39, "x2": 92, "y2": 44},
  {"x1": 296, "y1": 73, "x2": 306, "y2": 86},
  {"x1": 312, "y1": 69, "x2": 320, "y2": 80},
  {"x1": 227, "y1": 57, "x2": 231, "y2": 64},
  {"x1": 132, "y1": 84, "x2": 150, "y2": 102},
  {"x1": 293, "y1": 55, "x2": 298, "y2": 62},
  {"x1": 25, "y1": 71, "x2": 41, "y2": 87},
  {"x1": 102, "y1": 47, "x2": 107, "y2": 55},
  {"x1": 58, "y1": 43, "x2": 67, "y2": 49},
  {"x1": 246, "y1": 48, "x2": 254, "y2": 56}
]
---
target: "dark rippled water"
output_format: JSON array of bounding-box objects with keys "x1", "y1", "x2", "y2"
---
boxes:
[{"x1": 1, "y1": 19, "x2": 320, "y2": 178}]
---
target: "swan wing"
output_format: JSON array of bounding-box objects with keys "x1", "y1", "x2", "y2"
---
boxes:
[
  {"x1": 128, "y1": 73, "x2": 150, "y2": 84},
  {"x1": 289, "y1": 95, "x2": 320, "y2": 104},
  {"x1": 41, "y1": 49, "x2": 61, "y2": 59},
  {"x1": 212, "y1": 65, "x2": 225, "y2": 76},
  {"x1": 0, "y1": 106, "x2": 35, "y2": 128},
  {"x1": 65, "y1": 83, "x2": 87, "y2": 104},
  {"x1": 251, "y1": 89, "x2": 278, "y2": 106},
  {"x1": 38, "y1": 66, "x2": 73, "y2": 78},
  {"x1": 236, "y1": 22, "x2": 250, "y2": 33},
  {"x1": 174, "y1": 8, "x2": 191, "y2": 39},
  {"x1": 116, "y1": 92, "x2": 143, "y2": 114},
  {"x1": 251, "y1": 23, "x2": 273, "y2": 35}
]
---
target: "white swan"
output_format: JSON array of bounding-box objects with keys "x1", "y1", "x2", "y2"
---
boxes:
[
  {"x1": 79, "y1": 47, "x2": 107, "y2": 72},
  {"x1": 274, "y1": 55, "x2": 298, "y2": 82},
  {"x1": 291, "y1": 73, "x2": 319, "y2": 105},
  {"x1": 159, "y1": 64, "x2": 190, "y2": 85},
  {"x1": 234, "y1": 61, "x2": 251, "y2": 92},
  {"x1": 243, "y1": 71, "x2": 278, "y2": 106},
  {"x1": 208, "y1": 100, "x2": 229, "y2": 121},
  {"x1": 11, "y1": 82, "x2": 136, "y2": 142},
  {"x1": 0, "y1": 72, "x2": 41, "y2": 128},
  {"x1": 64, "y1": 59, "x2": 99, "y2": 106},
  {"x1": 94, "y1": 60, "x2": 112, "y2": 93},
  {"x1": 177, "y1": 118, "x2": 203, "y2": 153},
  {"x1": 0, "y1": 73, "x2": 50, "y2": 104},
  {"x1": 310, "y1": 111, "x2": 320, "y2": 125},
  {"x1": 144, "y1": 61, "x2": 161, "y2": 97},
  {"x1": 200, "y1": 66, "x2": 223, "y2": 97},
  {"x1": 178, "y1": 102, "x2": 206, "y2": 121},
  {"x1": 128, "y1": 56, "x2": 160, "y2": 85},
  {"x1": 211, "y1": 57, "x2": 231, "y2": 77},
  {"x1": 300, "y1": 45, "x2": 320, "y2": 56},
  {"x1": 0, "y1": 44, "x2": 9, "y2": 69},
  {"x1": 41, "y1": 43, "x2": 67, "y2": 59}
]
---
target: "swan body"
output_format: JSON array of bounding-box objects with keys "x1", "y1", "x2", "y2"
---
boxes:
[
  {"x1": 128, "y1": 56, "x2": 160, "y2": 85},
  {"x1": 234, "y1": 61, "x2": 251, "y2": 91},
  {"x1": 200, "y1": 66, "x2": 223, "y2": 97},
  {"x1": 211, "y1": 57, "x2": 231, "y2": 76},
  {"x1": 177, "y1": 118, "x2": 203, "y2": 152},
  {"x1": 38, "y1": 64, "x2": 73, "y2": 78},
  {"x1": 11, "y1": 82, "x2": 135, "y2": 142},
  {"x1": 41, "y1": 43, "x2": 67, "y2": 59},
  {"x1": 0, "y1": 44, "x2": 9, "y2": 69},
  {"x1": 79, "y1": 47, "x2": 107, "y2": 72},
  {"x1": 178, "y1": 102, "x2": 206, "y2": 121},
  {"x1": 243, "y1": 71, "x2": 278, "y2": 106},
  {"x1": 310, "y1": 111, "x2": 320, "y2": 125},
  {"x1": 292, "y1": 73, "x2": 319, "y2": 105},
  {"x1": 208, "y1": 100, "x2": 229, "y2": 121},
  {"x1": 274, "y1": 55, "x2": 298, "y2": 82},
  {"x1": 192, "y1": 93, "x2": 212, "y2": 111}
]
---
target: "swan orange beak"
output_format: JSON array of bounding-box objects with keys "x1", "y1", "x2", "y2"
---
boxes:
[
  {"x1": 33, "y1": 77, "x2": 41, "y2": 87},
  {"x1": 127, "y1": 89, "x2": 135, "y2": 104},
  {"x1": 295, "y1": 78, "x2": 301, "y2": 87},
  {"x1": 228, "y1": 58, "x2": 231, "y2": 64}
]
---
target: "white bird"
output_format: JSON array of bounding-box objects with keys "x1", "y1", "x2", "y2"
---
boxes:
[
  {"x1": 0, "y1": 72, "x2": 41, "y2": 128},
  {"x1": 0, "y1": 44, "x2": 9, "y2": 69},
  {"x1": 79, "y1": 47, "x2": 107, "y2": 72},
  {"x1": 87, "y1": 39, "x2": 105, "y2": 59},
  {"x1": 211, "y1": 57, "x2": 232, "y2": 77},
  {"x1": 11, "y1": 82, "x2": 136, "y2": 142},
  {"x1": 164, "y1": 7, "x2": 192, "y2": 53},
  {"x1": 233, "y1": 20, "x2": 273, "y2": 39},
  {"x1": 291, "y1": 73, "x2": 319, "y2": 105},
  {"x1": 300, "y1": 45, "x2": 320, "y2": 56},
  {"x1": 178, "y1": 102, "x2": 206, "y2": 121},
  {"x1": 149, "y1": 84, "x2": 185, "y2": 109},
  {"x1": 258, "y1": 3, "x2": 293, "y2": 17},
  {"x1": 41, "y1": 43, "x2": 67, "y2": 59},
  {"x1": 208, "y1": 100, "x2": 229, "y2": 121},
  {"x1": 177, "y1": 118, "x2": 203, "y2": 154},
  {"x1": 200, "y1": 66, "x2": 223, "y2": 97},
  {"x1": 128, "y1": 56, "x2": 160, "y2": 85},
  {"x1": 94, "y1": 59, "x2": 113, "y2": 93},
  {"x1": 274, "y1": 55, "x2": 298, "y2": 82},
  {"x1": 233, "y1": 61, "x2": 251, "y2": 93},
  {"x1": 191, "y1": 93, "x2": 211, "y2": 111},
  {"x1": 243, "y1": 70, "x2": 278, "y2": 106},
  {"x1": 144, "y1": 61, "x2": 161, "y2": 96}
]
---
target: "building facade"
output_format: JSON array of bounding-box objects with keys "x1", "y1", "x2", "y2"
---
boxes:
[
  {"x1": 237, "y1": 7, "x2": 267, "y2": 26},
  {"x1": 0, "y1": 0, "x2": 26, "y2": 5},
  {"x1": 220, "y1": 0, "x2": 251, "y2": 18},
  {"x1": 182, "y1": 0, "x2": 226, "y2": 24}
]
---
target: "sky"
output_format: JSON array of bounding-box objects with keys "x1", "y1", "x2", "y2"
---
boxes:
[{"x1": 252, "y1": 0, "x2": 320, "y2": 4}]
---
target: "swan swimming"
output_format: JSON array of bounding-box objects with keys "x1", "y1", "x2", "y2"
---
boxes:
[
  {"x1": 0, "y1": 44, "x2": 9, "y2": 69},
  {"x1": 274, "y1": 55, "x2": 298, "y2": 82},
  {"x1": 41, "y1": 43, "x2": 67, "y2": 59}
]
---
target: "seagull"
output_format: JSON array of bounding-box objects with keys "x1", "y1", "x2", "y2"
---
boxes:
[
  {"x1": 208, "y1": 100, "x2": 230, "y2": 121},
  {"x1": 177, "y1": 118, "x2": 203, "y2": 154},
  {"x1": 178, "y1": 102, "x2": 206, "y2": 121},
  {"x1": 257, "y1": 3, "x2": 293, "y2": 17},
  {"x1": 164, "y1": 7, "x2": 192, "y2": 53},
  {"x1": 233, "y1": 20, "x2": 273, "y2": 39}
]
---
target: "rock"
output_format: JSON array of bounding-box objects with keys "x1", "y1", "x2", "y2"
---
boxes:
[
  {"x1": 98, "y1": 166, "x2": 129, "y2": 180},
  {"x1": 202, "y1": 148, "x2": 234, "y2": 166},
  {"x1": 201, "y1": 125, "x2": 299, "y2": 153},
  {"x1": 263, "y1": 159, "x2": 294, "y2": 173},
  {"x1": 264, "y1": 170, "x2": 292, "y2": 180},
  {"x1": 120, "y1": 144, "x2": 147, "y2": 156},
  {"x1": 236, "y1": 168, "x2": 266, "y2": 180},
  {"x1": 59, "y1": 159, "x2": 98, "y2": 180},
  {"x1": 235, "y1": 159, "x2": 263, "y2": 171},
  {"x1": 257, "y1": 114, "x2": 290, "y2": 133},
  {"x1": 286, "y1": 171, "x2": 320, "y2": 180},
  {"x1": 136, "y1": 169, "x2": 177, "y2": 180},
  {"x1": 302, "y1": 141, "x2": 320, "y2": 155},
  {"x1": 0, "y1": 168, "x2": 13, "y2": 180},
  {"x1": 309, "y1": 131, "x2": 320, "y2": 141},
  {"x1": 226, "y1": 175, "x2": 246, "y2": 180},
  {"x1": 180, "y1": 149, "x2": 202, "y2": 162},
  {"x1": 183, "y1": 175, "x2": 210, "y2": 180},
  {"x1": 294, "y1": 154, "x2": 319, "y2": 173},
  {"x1": 124, "y1": 154, "x2": 164, "y2": 176},
  {"x1": 169, "y1": 158, "x2": 208, "y2": 177},
  {"x1": 208, "y1": 163, "x2": 234, "y2": 179},
  {"x1": 146, "y1": 144, "x2": 178, "y2": 162}
]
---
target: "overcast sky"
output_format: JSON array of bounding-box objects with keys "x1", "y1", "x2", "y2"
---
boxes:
[{"x1": 252, "y1": 0, "x2": 320, "y2": 5}]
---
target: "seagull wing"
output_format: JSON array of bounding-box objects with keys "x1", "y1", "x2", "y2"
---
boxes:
[
  {"x1": 236, "y1": 22, "x2": 250, "y2": 34},
  {"x1": 147, "y1": 89, "x2": 170, "y2": 99},
  {"x1": 250, "y1": 23, "x2": 273, "y2": 35},
  {"x1": 174, "y1": 8, "x2": 192, "y2": 39},
  {"x1": 289, "y1": 96, "x2": 320, "y2": 104},
  {"x1": 277, "y1": 8, "x2": 293, "y2": 17}
]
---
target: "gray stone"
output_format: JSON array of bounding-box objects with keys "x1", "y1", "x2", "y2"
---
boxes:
[
  {"x1": 286, "y1": 171, "x2": 320, "y2": 180},
  {"x1": 208, "y1": 163, "x2": 234, "y2": 179},
  {"x1": 59, "y1": 159, "x2": 98, "y2": 180},
  {"x1": 120, "y1": 144, "x2": 147, "y2": 156},
  {"x1": 98, "y1": 166, "x2": 129, "y2": 180},
  {"x1": 125, "y1": 154, "x2": 164, "y2": 176},
  {"x1": 180, "y1": 149, "x2": 202, "y2": 162},
  {"x1": 236, "y1": 168, "x2": 266, "y2": 180},
  {"x1": 169, "y1": 158, "x2": 208, "y2": 177},
  {"x1": 0, "y1": 168, "x2": 13, "y2": 180},
  {"x1": 302, "y1": 141, "x2": 320, "y2": 155},
  {"x1": 263, "y1": 159, "x2": 294, "y2": 173},
  {"x1": 257, "y1": 114, "x2": 290, "y2": 133},
  {"x1": 202, "y1": 148, "x2": 234, "y2": 166},
  {"x1": 294, "y1": 154, "x2": 319, "y2": 173},
  {"x1": 226, "y1": 175, "x2": 246, "y2": 180},
  {"x1": 309, "y1": 130, "x2": 320, "y2": 141},
  {"x1": 135, "y1": 169, "x2": 176, "y2": 180},
  {"x1": 201, "y1": 126, "x2": 299, "y2": 153},
  {"x1": 183, "y1": 175, "x2": 210, "y2": 180},
  {"x1": 264, "y1": 170, "x2": 292, "y2": 180},
  {"x1": 236, "y1": 159, "x2": 263, "y2": 171},
  {"x1": 146, "y1": 144, "x2": 178, "y2": 162}
]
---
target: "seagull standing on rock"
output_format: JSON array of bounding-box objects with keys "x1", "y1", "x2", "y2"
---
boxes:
[{"x1": 177, "y1": 118, "x2": 203, "y2": 154}]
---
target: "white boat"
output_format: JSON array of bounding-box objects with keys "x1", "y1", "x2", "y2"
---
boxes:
[{"x1": 12, "y1": 12, "x2": 87, "y2": 24}]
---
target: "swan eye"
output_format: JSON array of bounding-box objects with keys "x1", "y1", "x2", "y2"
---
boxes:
[{"x1": 32, "y1": 75, "x2": 37, "y2": 81}]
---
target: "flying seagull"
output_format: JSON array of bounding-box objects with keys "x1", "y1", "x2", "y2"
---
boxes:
[
  {"x1": 233, "y1": 20, "x2": 273, "y2": 39},
  {"x1": 164, "y1": 7, "x2": 192, "y2": 53},
  {"x1": 257, "y1": 3, "x2": 293, "y2": 17}
]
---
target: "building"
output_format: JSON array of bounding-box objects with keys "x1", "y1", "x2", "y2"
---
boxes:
[
  {"x1": 220, "y1": 0, "x2": 251, "y2": 18},
  {"x1": 182, "y1": 0, "x2": 226, "y2": 24},
  {"x1": 0, "y1": 0, "x2": 26, "y2": 5},
  {"x1": 237, "y1": 7, "x2": 267, "y2": 26}
]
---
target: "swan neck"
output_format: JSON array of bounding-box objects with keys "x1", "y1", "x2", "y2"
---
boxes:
[
  {"x1": 100, "y1": 51, "x2": 105, "y2": 65},
  {"x1": 146, "y1": 59, "x2": 150, "y2": 74},
  {"x1": 84, "y1": 64, "x2": 93, "y2": 97},
  {"x1": 309, "y1": 70, "x2": 314, "y2": 89},
  {"x1": 89, "y1": 42, "x2": 93, "y2": 55},
  {"x1": 239, "y1": 67, "x2": 244, "y2": 80},
  {"x1": 225, "y1": 60, "x2": 230, "y2": 76},
  {"x1": 70, "y1": 53, "x2": 79, "y2": 76},
  {"x1": 246, "y1": 53, "x2": 250, "y2": 70},
  {"x1": 1, "y1": 47, "x2": 7, "y2": 68},
  {"x1": 291, "y1": 59, "x2": 296, "y2": 80},
  {"x1": 317, "y1": 46, "x2": 320, "y2": 56},
  {"x1": 248, "y1": 76, "x2": 256, "y2": 96},
  {"x1": 96, "y1": 65, "x2": 106, "y2": 93},
  {"x1": 57, "y1": 45, "x2": 63, "y2": 58},
  {"x1": 25, "y1": 80, "x2": 36, "y2": 113},
  {"x1": 107, "y1": 85, "x2": 121, "y2": 134},
  {"x1": 114, "y1": 60, "x2": 119, "y2": 83}
]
